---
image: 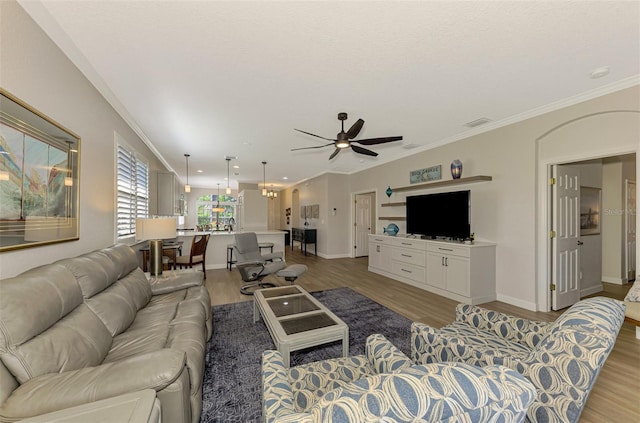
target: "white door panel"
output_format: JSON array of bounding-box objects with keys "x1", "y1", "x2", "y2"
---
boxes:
[
  {"x1": 355, "y1": 193, "x2": 373, "y2": 257},
  {"x1": 552, "y1": 165, "x2": 581, "y2": 310}
]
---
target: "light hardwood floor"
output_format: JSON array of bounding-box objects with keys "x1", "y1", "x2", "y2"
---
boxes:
[{"x1": 203, "y1": 249, "x2": 640, "y2": 422}]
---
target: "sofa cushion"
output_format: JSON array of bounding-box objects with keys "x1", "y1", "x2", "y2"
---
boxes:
[
  {"x1": 0, "y1": 264, "x2": 112, "y2": 384},
  {"x1": 438, "y1": 321, "x2": 531, "y2": 357},
  {"x1": 2, "y1": 304, "x2": 112, "y2": 384},
  {"x1": 102, "y1": 243, "x2": 143, "y2": 279},
  {"x1": 0, "y1": 264, "x2": 81, "y2": 348},
  {"x1": 288, "y1": 355, "x2": 374, "y2": 413},
  {"x1": 59, "y1": 252, "x2": 119, "y2": 298}
]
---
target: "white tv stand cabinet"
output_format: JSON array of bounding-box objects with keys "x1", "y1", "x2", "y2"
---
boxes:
[{"x1": 368, "y1": 234, "x2": 496, "y2": 305}]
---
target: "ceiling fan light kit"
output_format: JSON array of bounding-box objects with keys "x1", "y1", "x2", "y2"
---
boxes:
[{"x1": 292, "y1": 112, "x2": 403, "y2": 160}]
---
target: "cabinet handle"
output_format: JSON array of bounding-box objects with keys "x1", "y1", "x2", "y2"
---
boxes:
[
  {"x1": 401, "y1": 268, "x2": 412, "y2": 273},
  {"x1": 401, "y1": 242, "x2": 413, "y2": 245},
  {"x1": 445, "y1": 257, "x2": 449, "y2": 267},
  {"x1": 438, "y1": 248, "x2": 453, "y2": 252},
  {"x1": 401, "y1": 254, "x2": 412, "y2": 258},
  {"x1": 375, "y1": 238, "x2": 384, "y2": 242},
  {"x1": 441, "y1": 257, "x2": 445, "y2": 266},
  {"x1": 376, "y1": 246, "x2": 380, "y2": 253}
]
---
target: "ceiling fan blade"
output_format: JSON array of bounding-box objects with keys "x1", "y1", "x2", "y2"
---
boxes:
[
  {"x1": 353, "y1": 136, "x2": 403, "y2": 146},
  {"x1": 294, "y1": 128, "x2": 336, "y2": 141},
  {"x1": 329, "y1": 148, "x2": 341, "y2": 160},
  {"x1": 291, "y1": 142, "x2": 334, "y2": 151},
  {"x1": 351, "y1": 145, "x2": 378, "y2": 157},
  {"x1": 346, "y1": 118, "x2": 364, "y2": 139}
]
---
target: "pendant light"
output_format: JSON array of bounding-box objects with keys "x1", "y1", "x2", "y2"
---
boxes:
[
  {"x1": 267, "y1": 185, "x2": 277, "y2": 199},
  {"x1": 225, "y1": 157, "x2": 232, "y2": 195},
  {"x1": 184, "y1": 153, "x2": 191, "y2": 193},
  {"x1": 261, "y1": 161, "x2": 267, "y2": 196},
  {"x1": 212, "y1": 183, "x2": 225, "y2": 213}
]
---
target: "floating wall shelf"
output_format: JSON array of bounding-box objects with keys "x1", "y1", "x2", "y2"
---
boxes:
[
  {"x1": 379, "y1": 217, "x2": 406, "y2": 221},
  {"x1": 381, "y1": 202, "x2": 406, "y2": 207},
  {"x1": 391, "y1": 175, "x2": 492, "y2": 193}
]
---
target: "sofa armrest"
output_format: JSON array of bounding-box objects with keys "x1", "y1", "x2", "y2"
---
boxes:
[
  {"x1": 365, "y1": 334, "x2": 412, "y2": 374},
  {"x1": 0, "y1": 350, "x2": 185, "y2": 421},
  {"x1": 455, "y1": 304, "x2": 552, "y2": 348},
  {"x1": 262, "y1": 350, "x2": 298, "y2": 423},
  {"x1": 150, "y1": 272, "x2": 204, "y2": 295}
]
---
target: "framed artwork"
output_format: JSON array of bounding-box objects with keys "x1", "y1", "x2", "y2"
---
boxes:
[
  {"x1": 580, "y1": 186, "x2": 601, "y2": 236},
  {"x1": 311, "y1": 204, "x2": 319, "y2": 218},
  {"x1": 0, "y1": 89, "x2": 80, "y2": 251}
]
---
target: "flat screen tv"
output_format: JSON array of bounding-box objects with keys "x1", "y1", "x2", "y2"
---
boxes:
[{"x1": 406, "y1": 190, "x2": 470, "y2": 240}]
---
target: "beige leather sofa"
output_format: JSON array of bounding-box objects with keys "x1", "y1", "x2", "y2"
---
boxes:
[{"x1": 0, "y1": 244, "x2": 212, "y2": 423}]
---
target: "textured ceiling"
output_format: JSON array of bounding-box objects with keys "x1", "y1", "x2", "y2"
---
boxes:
[{"x1": 19, "y1": 0, "x2": 640, "y2": 191}]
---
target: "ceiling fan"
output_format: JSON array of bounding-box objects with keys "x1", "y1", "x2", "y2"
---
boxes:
[{"x1": 291, "y1": 112, "x2": 403, "y2": 160}]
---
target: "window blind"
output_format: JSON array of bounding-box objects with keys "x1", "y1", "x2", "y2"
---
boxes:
[{"x1": 117, "y1": 144, "x2": 149, "y2": 238}]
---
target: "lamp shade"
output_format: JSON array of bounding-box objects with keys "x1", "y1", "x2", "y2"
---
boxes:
[{"x1": 135, "y1": 217, "x2": 177, "y2": 241}]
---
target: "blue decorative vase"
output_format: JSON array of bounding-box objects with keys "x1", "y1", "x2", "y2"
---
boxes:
[
  {"x1": 384, "y1": 223, "x2": 399, "y2": 236},
  {"x1": 451, "y1": 160, "x2": 463, "y2": 179},
  {"x1": 385, "y1": 186, "x2": 393, "y2": 198}
]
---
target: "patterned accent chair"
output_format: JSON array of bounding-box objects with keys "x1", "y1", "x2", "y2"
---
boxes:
[
  {"x1": 262, "y1": 333, "x2": 536, "y2": 422},
  {"x1": 411, "y1": 296, "x2": 626, "y2": 423}
]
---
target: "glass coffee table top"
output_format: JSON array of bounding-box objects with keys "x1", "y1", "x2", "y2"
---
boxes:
[
  {"x1": 260, "y1": 286, "x2": 301, "y2": 298},
  {"x1": 280, "y1": 312, "x2": 338, "y2": 335},
  {"x1": 267, "y1": 295, "x2": 319, "y2": 317}
]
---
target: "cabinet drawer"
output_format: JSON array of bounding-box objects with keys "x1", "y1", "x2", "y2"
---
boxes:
[
  {"x1": 392, "y1": 247, "x2": 425, "y2": 266},
  {"x1": 391, "y1": 262, "x2": 426, "y2": 283},
  {"x1": 426, "y1": 243, "x2": 470, "y2": 258},
  {"x1": 369, "y1": 235, "x2": 392, "y2": 245},
  {"x1": 392, "y1": 238, "x2": 426, "y2": 250}
]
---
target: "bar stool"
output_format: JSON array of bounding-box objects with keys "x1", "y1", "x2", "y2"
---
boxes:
[{"x1": 226, "y1": 244, "x2": 236, "y2": 271}]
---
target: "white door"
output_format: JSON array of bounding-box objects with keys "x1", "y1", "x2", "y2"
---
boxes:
[
  {"x1": 355, "y1": 193, "x2": 373, "y2": 257},
  {"x1": 626, "y1": 180, "x2": 636, "y2": 282},
  {"x1": 552, "y1": 165, "x2": 582, "y2": 310}
]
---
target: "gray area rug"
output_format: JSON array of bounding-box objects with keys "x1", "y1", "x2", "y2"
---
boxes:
[{"x1": 200, "y1": 287, "x2": 412, "y2": 422}]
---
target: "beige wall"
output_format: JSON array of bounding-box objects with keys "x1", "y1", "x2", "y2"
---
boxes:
[
  {"x1": 348, "y1": 86, "x2": 639, "y2": 310},
  {"x1": 0, "y1": 1, "x2": 169, "y2": 278}
]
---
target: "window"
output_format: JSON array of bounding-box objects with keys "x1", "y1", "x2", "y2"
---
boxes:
[
  {"x1": 116, "y1": 142, "x2": 149, "y2": 239},
  {"x1": 196, "y1": 194, "x2": 235, "y2": 230}
]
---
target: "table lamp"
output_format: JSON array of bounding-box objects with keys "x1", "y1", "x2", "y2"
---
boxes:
[{"x1": 136, "y1": 217, "x2": 177, "y2": 276}]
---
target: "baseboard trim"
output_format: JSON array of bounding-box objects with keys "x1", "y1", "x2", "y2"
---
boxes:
[
  {"x1": 602, "y1": 276, "x2": 625, "y2": 284},
  {"x1": 581, "y1": 284, "x2": 604, "y2": 297},
  {"x1": 496, "y1": 294, "x2": 537, "y2": 312}
]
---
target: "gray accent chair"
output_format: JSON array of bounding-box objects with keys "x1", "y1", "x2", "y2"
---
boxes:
[{"x1": 234, "y1": 232, "x2": 307, "y2": 295}]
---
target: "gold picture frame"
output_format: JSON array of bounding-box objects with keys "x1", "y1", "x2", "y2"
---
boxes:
[{"x1": 0, "y1": 89, "x2": 81, "y2": 251}]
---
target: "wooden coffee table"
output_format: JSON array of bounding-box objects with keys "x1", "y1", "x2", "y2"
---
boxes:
[{"x1": 253, "y1": 285, "x2": 349, "y2": 367}]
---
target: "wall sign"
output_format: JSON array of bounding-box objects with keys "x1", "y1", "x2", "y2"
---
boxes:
[{"x1": 410, "y1": 165, "x2": 441, "y2": 184}]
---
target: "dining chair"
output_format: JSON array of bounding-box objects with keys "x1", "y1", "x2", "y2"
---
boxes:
[{"x1": 176, "y1": 234, "x2": 210, "y2": 278}]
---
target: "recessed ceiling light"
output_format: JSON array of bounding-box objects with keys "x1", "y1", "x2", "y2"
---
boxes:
[
  {"x1": 224, "y1": 177, "x2": 228, "y2": 181},
  {"x1": 589, "y1": 66, "x2": 610, "y2": 79},
  {"x1": 233, "y1": 165, "x2": 240, "y2": 169},
  {"x1": 282, "y1": 176, "x2": 288, "y2": 180},
  {"x1": 197, "y1": 169, "x2": 203, "y2": 173}
]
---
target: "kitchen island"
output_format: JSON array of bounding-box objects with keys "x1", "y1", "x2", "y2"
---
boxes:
[{"x1": 177, "y1": 230, "x2": 287, "y2": 270}]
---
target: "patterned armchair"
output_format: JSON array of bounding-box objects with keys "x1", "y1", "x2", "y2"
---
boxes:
[
  {"x1": 262, "y1": 333, "x2": 536, "y2": 422},
  {"x1": 411, "y1": 297, "x2": 626, "y2": 423}
]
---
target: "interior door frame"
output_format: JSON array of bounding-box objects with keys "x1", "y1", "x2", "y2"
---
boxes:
[
  {"x1": 538, "y1": 147, "x2": 638, "y2": 312},
  {"x1": 350, "y1": 188, "x2": 378, "y2": 258}
]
